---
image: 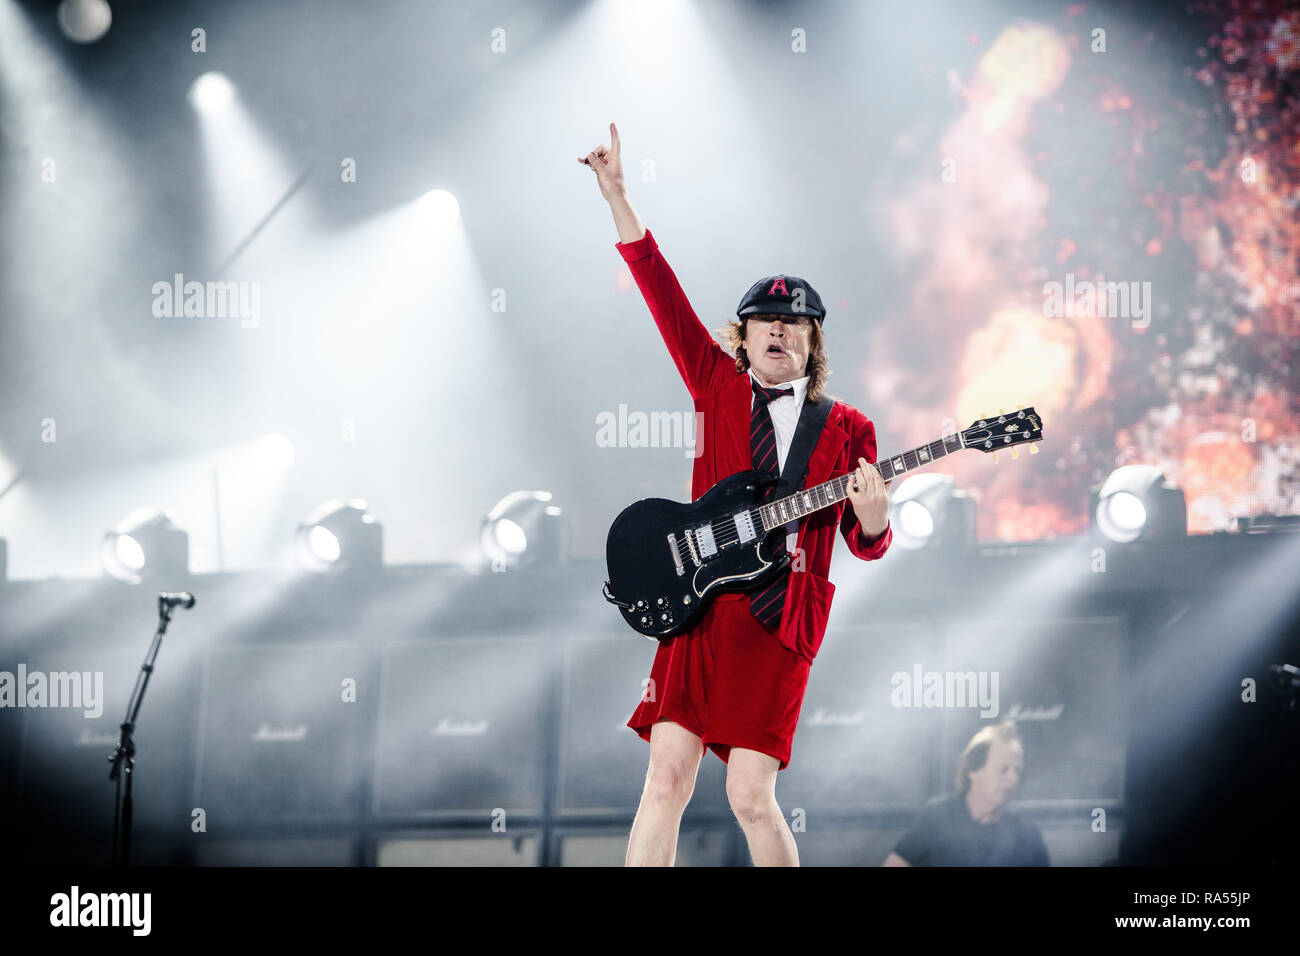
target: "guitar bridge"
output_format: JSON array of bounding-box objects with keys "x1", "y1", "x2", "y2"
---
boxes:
[{"x1": 666, "y1": 533, "x2": 686, "y2": 576}]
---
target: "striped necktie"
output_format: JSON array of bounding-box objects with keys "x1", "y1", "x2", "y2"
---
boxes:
[{"x1": 749, "y1": 378, "x2": 794, "y2": 630}]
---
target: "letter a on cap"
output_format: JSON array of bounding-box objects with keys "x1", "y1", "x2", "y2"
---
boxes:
[{"x1": 767, "y1": 279, "x2": 789, "y2": 296}]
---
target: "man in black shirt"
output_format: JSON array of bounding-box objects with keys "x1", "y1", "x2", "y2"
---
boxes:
[{"x1": 884, "y1": 721, "x2": 1050, "y2": 866}]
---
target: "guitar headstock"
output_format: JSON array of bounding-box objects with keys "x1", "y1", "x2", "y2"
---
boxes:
[{"x1": 962, "y1": 406, "x2": 1044, "y2": 462}]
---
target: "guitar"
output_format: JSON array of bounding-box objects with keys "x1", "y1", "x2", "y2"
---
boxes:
[{"x1": 602, "y1": 406, "x2": 1044, "y2": 638}]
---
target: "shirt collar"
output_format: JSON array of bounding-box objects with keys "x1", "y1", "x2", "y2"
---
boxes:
[{"x1": 748, "y1": 369, "x2": 808, "y2": 404}]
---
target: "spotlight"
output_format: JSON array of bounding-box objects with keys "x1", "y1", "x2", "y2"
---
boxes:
[
  {"x1": 189, "y1": 71, "x2": 235, "y2": 113},
  {"x1": 253, "y1": 433, "x2": 296, "y2": 474},
  {"x1": 57, "y1": 0, "x2": 112, "y2": 44},
  {"x1": 1091, "y1": 465, "x2": 1186, "y2": 544},
  {"x1": 418, "y1": 188, "x2": 460, "y2": 221},
  {"x1": 296, "y1": 500, "x2": 382, "y2": 573},
  {"x1": 102, "y1": 509, "x2": 189, "y2": 584},
  {"x1": 481, "y1": 491, "x2": 566, "y2": 570},
  {"x1": 888, "y1": 474, "x2": 975, "y2": 551}
]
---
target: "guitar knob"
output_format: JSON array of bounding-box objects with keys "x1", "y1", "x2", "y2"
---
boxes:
[
  {"x1": 657, "y1": 598, "x2": 664, "y2": 606},
  {"x1": 640, "y1": 616, "x2": 649, "y2": 625},
  {"x1": 661, "y1": 613, "x2": 669, "y2": 621}
]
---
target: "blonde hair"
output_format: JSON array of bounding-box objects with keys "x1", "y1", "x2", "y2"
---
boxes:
[
  {"x1": 716, "y1": 313, "x2": 831, "y2": 402},
  {"x1": 955, "y1": 721, "x2": 1023, "y2": 793}
]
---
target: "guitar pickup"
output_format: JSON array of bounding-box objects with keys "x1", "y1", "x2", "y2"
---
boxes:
[
  {"x1": 692, "y1": 523, "x2": 717, "y2": 558},
  {"x1": 733, "y1": 510, "x2": 757, "y2": 543}
]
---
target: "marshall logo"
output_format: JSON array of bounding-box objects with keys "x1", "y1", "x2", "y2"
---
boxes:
[
  {"x1": 251, "y1": 723, "x2": 309, "y2": 742},
  {"x1": 1005, "y1": 702, "x2": 1064, "y2": 721},
  {"x1": 76, "y1": 730, "x2": 118, "y2": 747},
  {"x1": 430, "y1": 717, "x2": 489, "y2": 736},
  {"x1": 806, "y1": 708, "x2": 867, "y2": 727}
]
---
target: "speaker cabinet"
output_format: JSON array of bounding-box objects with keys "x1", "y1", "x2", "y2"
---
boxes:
[
  {"x1": 781, "y1": 622, "x2": 941, "y2": 811},
  {"x1": 12, "y1": 647, "x2": 196, "y2": 858},
  {"x1": 194, "y1": 642, "x2": 369, "y2": 824},
  {"x1": 940, "y1": 616, "x2": 1127, "y2": 802},
  {"x1": 374, "y1": 636, "x2": 554, "y2": 817},
  {"x1": 557, "y1": 634, "x2": 728, "y2": 814}
]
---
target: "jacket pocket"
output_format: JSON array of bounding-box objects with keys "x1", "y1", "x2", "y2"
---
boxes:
[{"x1": 776, "y1": 570, "x2": 836, "y2": 663}]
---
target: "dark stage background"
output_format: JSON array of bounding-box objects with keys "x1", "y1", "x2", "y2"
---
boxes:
[{"x1": 1, "y1": 0, "x2": 1297, "y2": 867}]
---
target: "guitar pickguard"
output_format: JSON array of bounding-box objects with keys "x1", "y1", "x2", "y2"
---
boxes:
[{"x1": 691, "y1": 540, "x2": 782, "y2": 598}]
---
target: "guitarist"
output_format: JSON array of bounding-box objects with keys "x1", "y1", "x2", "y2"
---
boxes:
[{"x1": 581, "y1": 123, "x2": 893, "y2": 866}]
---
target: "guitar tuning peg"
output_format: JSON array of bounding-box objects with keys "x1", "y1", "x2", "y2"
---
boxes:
[
  {"x1": 1011, "y1": 446, "x2": 1019, "y2": 460},
  {"x1": 1029, "y1": 442, "x2": 1039, "y2": 454},
  {"x1": 992, "y1": 451, "x2": 999, "y2": 464}
]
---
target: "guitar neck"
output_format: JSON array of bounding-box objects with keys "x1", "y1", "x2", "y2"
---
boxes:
[{"x1": 758, "y1": 432, "x2": 966, "y2": 532}]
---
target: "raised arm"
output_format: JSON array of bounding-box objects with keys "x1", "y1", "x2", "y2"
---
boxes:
[
  {"x1": 580, "y1": 123, "x2": 735, "y2": 399},
  {"x1": 579, "y1": 121, "x2": 645, "y2": 244}
]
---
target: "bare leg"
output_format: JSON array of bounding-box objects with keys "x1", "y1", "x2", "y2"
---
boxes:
[
  {"x1": 625, "y1": 721, "x2": 705, "y2": 866},
  {"x1": 726, "y1": 747, "x2": 799, "y2": 866}
]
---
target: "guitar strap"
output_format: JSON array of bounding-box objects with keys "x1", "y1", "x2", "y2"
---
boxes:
[{"x1": 774, "y1": 394, "x2": 835, "y2": 503}]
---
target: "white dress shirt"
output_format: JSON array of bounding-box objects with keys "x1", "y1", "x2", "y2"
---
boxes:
[{"x1": 748, "y1": 369, "x2": 810, "y2": 554}]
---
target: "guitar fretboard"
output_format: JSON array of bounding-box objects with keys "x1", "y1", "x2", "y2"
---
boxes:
[{"x1": 757, "y1": 432, "x2": 965, "y2": 532}]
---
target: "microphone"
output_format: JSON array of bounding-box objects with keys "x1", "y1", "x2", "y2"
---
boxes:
[
  {"x1": 158, "y1": 591, "x2": 196, "y2": 610},
  {"x1": 1269, "y1": 663, "x2": 1299, "y2": 691}
]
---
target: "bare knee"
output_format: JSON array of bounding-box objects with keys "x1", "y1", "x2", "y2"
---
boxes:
[
  {"x1": 642, "y1": 756, "x2": 696, "y2": 810},
  {"x1": 726, "y1": 778, "x2": 778, "y2": 825}
]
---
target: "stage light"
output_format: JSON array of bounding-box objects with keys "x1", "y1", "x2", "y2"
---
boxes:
[
  {"x1": 480, "y1": 491, "x2": 566, "y2": 569},
  {"x1": 57, "y1": 0, "x2": 112, "y2": 44},
  {"x1": 253, "y1": 433, "x2": 296, "y2": 474},
  {"x1": 189, "y1": 71, "x2": 235, "y2": 113},
  {"x1": 101, "y1": 509, "x2": 189, "y2": 584},
  {"x1": 1092, "y1": 465, "x2": 1187, "y2": 544},
  {"x1": 888, "y1": 473, "x2": 976, "y2": 551},
  {"x1": 418, "y1": 189, "x2": 460, "y2": 222},
  {"x1": 296, "y1": 500, "x2": 382, "y2": 573}
]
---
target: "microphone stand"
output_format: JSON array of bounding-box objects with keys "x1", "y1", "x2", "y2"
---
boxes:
[{"x1": 108, "y1": 595, "x2": 180, "y2": 868}]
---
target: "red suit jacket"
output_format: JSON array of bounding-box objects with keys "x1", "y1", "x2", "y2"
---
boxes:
[{"x1": 616, "y1": 228, "x2": 892, "y2": 664}]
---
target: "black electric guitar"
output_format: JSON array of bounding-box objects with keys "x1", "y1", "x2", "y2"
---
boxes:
[{"x1": 603, "y1": 407, "x2": 1044, "y2": 639}]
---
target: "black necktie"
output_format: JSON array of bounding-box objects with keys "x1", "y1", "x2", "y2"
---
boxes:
[{"x1": 749, "y1": 378, "x2": 793, "y2": 630}]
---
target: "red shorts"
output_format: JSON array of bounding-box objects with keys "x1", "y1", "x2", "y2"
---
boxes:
[{"x1": 627, "y1": 592, "x2": 812, "y2": 770}]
